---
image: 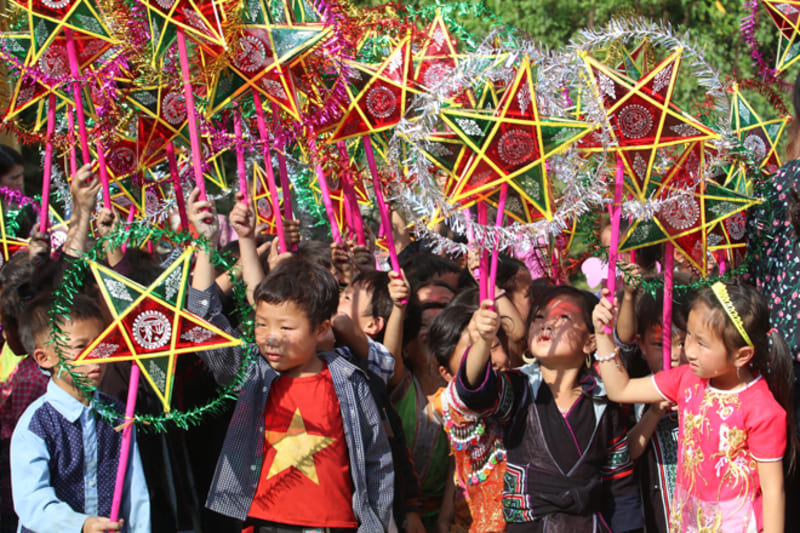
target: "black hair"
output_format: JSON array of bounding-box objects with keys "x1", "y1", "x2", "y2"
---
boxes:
[
  {"x1": 530, "y1": 285, "x2": 599, "y2": 333},
  {"x1": 400, "y1": 252, "x2": 462, "y2": 292},
  {"x1": 528, "y1": 277, "x2": 555, "y2": 321},
  {"x1": 692, "y1": 279, "x2": 799, "y2": 473},
  {"x1": 0, "y1": 145, "x2": 22, "y2": 178},
  {"x1": 495, "y1": 255, "x2": 528, "y2": 293},
  {"x1": 295, "y1": 239, "x2": 333, "y2": 271},
  {"x1": 253, "y1": 257, "x2": 338, "y2": 328},
  {"x1": 635, "y1": 272, "x2": 693, "y2": 339},
  {"x1": 20, "y1": 292, "x2": 105, "y2": 354},
  {"x1": 429, "y1": 304, "x2": 474, "y2": 369},
  {"x1": 350, "y1": 271, "x2": 393, "y2": 341}
]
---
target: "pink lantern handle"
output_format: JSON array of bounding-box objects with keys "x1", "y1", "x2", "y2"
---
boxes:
[
  {"x1": 108, "y1": 363, "x2": 140, "y2": 526},
  {"x1": 165, "y1": 142, "x2": 189, "y2": 232},
  {"x1": 487, "y1": 183, "x2": 508, "y2": 302},
  {"x1": 362, "y1": 136, "x2": 401, "y2": 273},
  {"x1": 252, "y1": 93, "x2": 287, "y2": 253},
  {"x1": 66, "y1": 107, "x2": 78, "y2": 176},
  {"x1": 337, "y1": 141, "x2": 365, "y2": 246},
  {"x1": 176, "y1": 28, "x2": 207, "y2": 200},
  {"x1": 477, "y1": 202, "x2": 489, "y2": 302},
  {"x1": 233, "y1": 109, "x2": 248, "y2": 204},
  {"x1": 604, "y1": 154, "x2": 625, "y2": 334},
  {"x1": 662, "y1": 243, "x2": 675, "y2": 371},
  {"x1": 40, "y1": 93, "x2": 57, "y2": 232}
]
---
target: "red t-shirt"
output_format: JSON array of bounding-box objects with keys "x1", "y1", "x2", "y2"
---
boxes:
[{"x1": 248, "y1": 364, "x2": 357, "y2": 528}]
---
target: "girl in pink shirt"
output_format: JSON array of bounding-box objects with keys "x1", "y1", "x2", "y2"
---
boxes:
[{"x1": 592, "y1": 279, "x2": 798, "y2": 533}]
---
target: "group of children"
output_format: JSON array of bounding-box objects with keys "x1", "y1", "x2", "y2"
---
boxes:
[{"x1": 0, "y1": 148, "x2": 797, "y2": 533}]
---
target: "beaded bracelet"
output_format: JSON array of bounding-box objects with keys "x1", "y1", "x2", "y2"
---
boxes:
[{"x1": 595, "y1": 348, "x2": 619, "y2": 362}]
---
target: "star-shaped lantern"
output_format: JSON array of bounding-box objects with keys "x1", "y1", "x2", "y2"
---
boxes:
[
  {"x1": 439, "y1": 59, "x2": 592, "y2": 218},
  {"x1": 74, "y1": 248, "x2": 241, "y2": 411},
  {"x1": 581, "y1": 49, "x2": 720, "y2": 199},
  {"x1": 330, "y1": 36, "x2": 421, "y2": 142},
  {"x1": 619, "y1": 144, "x2": 761, "y2": 274},
  {"x1": 9, "y1": 0, "x2": 115, "y2": 63},
  {"x1": 761, "y1": 1, "x2": 800, "y2": 72},
  {"x1": 142, "y1": 0, "x2": 226, "y2": 64}
]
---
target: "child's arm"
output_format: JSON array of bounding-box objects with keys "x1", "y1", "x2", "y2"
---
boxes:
[
  {"x1": 463, "y1": 299, "x2": 500, "y2": 388},
  {"x1": 187, "y1": 188, "x2": 219, "y2": 293},
  {"x1": 592, "y1": 289, "x2": 662, "y2": 404},
  {"x1": 63, "y1": 163, "x2": 101, "y2": 258},
  {"x1": 331, "y1": 312, "x2": 370, "y2": 360},
  {"x1": 759, "y1": 460, "x2": 785, "y2": 533},
  {"x1": 627, "y1": 401, "x2": 673, "y2": 460},
  {"x1": 384, "y1": 269, "x2": 409, "y2": 388},
  {"x1": 228, "y1": 193, "x2": 266, "y2": 304},
  {"x1": 10, "y1": 414, "x2": 122, "y2": 532}
]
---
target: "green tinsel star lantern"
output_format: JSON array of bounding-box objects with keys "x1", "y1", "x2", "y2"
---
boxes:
[{"x1": 73, "y1": 247, "x2": 241, "y2": 412}]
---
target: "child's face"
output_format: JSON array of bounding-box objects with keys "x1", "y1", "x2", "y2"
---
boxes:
[
  {"x1": 255, "y1": 299, "x2": 329, "y2": 378},
  {"x1": 528, "y1": 296, "x2": 593, "y2": 365},
  {"x1": 39, "y1": 317, "x2": 106, "y2": 401},
  {"x1": 338, "y1": 284, "x2": 373, "y2": 333},
  {"x1": 683, "y1": 304, "x2": 734, "y2": 380},
  {"x1": 639, "y1": 324, "x2": 687, "y2": 374}
]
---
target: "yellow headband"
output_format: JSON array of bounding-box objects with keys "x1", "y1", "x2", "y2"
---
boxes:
[{"x1": 710, "y1": 281, "x2": 753, "y2": 347}]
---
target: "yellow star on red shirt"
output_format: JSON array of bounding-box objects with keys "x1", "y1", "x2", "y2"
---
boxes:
[{"x1": 265, "y1": 408, "x2": 335, "y2": 484}]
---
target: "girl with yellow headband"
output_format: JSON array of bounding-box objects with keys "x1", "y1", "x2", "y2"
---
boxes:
[{"x1": 592, "y1": 279, "x2": 798, "y2": 533}]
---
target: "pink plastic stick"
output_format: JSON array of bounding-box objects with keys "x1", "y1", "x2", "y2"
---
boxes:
[
  {"x1": 488, "y1": 183, "x2": 507, "y2": 301},
  {"x1": 310, "y1": 139, "x2": 341, "y2": 243},
  {"x1": 120, "y1": 205, "x2": 136, "y2": 254},
  {"x1": 662, "y1": 242, "x2": 675, "y2": 371},
  {"x1": 718, "y1": 256, "x2": 727, "y2": 275},
  {"x1": 109, "y1": 363, "x2": 140, "y2": 524},
  {"x1": 477, "y1": 202, "x2": 489, "y2": 302},
  {"x1": 165, "y1": 142, "x2": 189, "y2": 232},
  {"x1": 63, "y1": 29, "x2": 91, "y2": 165},
  {"x1": 252, "y1": 93, "x2": 287, "y2": 253},
  {"x1": 176, "y1": 28, "x2": 207, "y2": 200},
  {"x1": 337, "y1": 141, "x2": 365, "y2": 246},
  {"x1": 271, "y1": 102, "x2": 293, "y2": 222},
  {"x1": 66, "y1": 107, "x2": 78, "y2": 176},
  {"x1": 233, "y1": 109, "x2": 248, "y2": 204},
  {"x1": 363, "y1": 136, "x2": 401, "y2": 272},
  {"x1": 39, "y1": 93, "x2": 56, "y2": 233},
  {"x1": 94, "y1": 141, "x2": 112, "y2": 209},
  {"x1": 604, "y1": 155, "x2": 625, "y2": 334}
]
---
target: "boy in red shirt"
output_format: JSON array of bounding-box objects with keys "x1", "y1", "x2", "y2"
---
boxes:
[{"x1": 187, "y1": 192, "x2": 393, "y2": 532}]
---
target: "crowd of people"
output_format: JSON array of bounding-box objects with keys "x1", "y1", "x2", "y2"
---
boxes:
[{"x1": 0, "y1": 84, "x2": 799, "y2": 533}]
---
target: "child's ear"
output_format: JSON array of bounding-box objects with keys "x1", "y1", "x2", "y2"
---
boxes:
[
  {"x1": 732, "y1": 345, "x2": 755, "y2": 369},
  {"x1": 31, "y1": 347, "x2": 56, "y2": 370},
  {"x1": 438, "y1": 365, "x2": 454, "y2": 383},
  {"x1": 363, "y1": 316, "x2": 385, "y2": 338},
  {"x1": 583, "y1": 333, "x2": 597, "y2": 355},
  {"x1": 314, "y1": 319, "x2": 332, "y2": 342}
]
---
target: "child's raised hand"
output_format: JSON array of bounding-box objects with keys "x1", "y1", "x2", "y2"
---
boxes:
[
  {"x1": 330, "y1": 241, "x2": 353, "y2": 284},
  {"x1": 267, "y1": 236, "x2": 292, "y2": 271},
  {"x1": 228, "y1": 193, "x2": 255, "y2": 239},
  {"x1": 27, "y1": 231, "x2": 50, "y2": 268},
  {"x1": 592, "y1": 288, "x2": 617, "y2": 334},
  {"x1": 388, "y1": 269, "x2": 409, "y2": 308},
  {"x1": 95, "y1": 207, "x2": 119, "y2": 239},
  {"x1": 351, "y1": 244, "x2": 374, "y2": 272},
  {"x1": 70, "y1": 162, "x2": 101, "y2": 214},
  {"x1": 82, "y1": 516, "x2": 123, "y2": 532},
  {"x1": 187, "y1": 188, "x2": 219, "y2": 245},
  {"x1": 473, "y1": 299, "x2": 500, "y2": 342},
  {"x1": 283, "y1": 219, "x2": 301, "y2": 248}
]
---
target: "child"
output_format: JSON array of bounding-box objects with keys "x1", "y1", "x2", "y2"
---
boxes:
[
  {"x1": 10, "y1": 293, "x2": 150, "y2": 533},
  {"x1": 187, "y1": 192, "x2": 393, "y2": 531},
  {"x1": 428, "y1": 302, "x2": 509, "y2": 532},
  {"x1": 455, "y1": 285, "x2": 643, "y2": 532},
  {"x1": 593, "y1": 279, "x2": 798, "y2": 533}
]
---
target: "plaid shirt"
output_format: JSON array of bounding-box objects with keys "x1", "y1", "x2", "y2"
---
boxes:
[{"x1": 188, "y1": 286, "x2": 394, "y2": 530}]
